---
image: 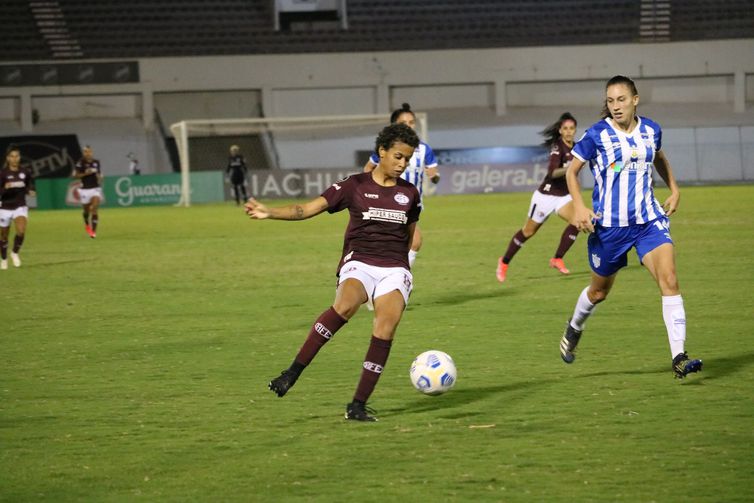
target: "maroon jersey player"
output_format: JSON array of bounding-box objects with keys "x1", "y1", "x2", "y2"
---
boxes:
[
  {"x1": 0, "y1": 146, "x2": 35, "y2": 270},
  {"x1": 496, "y1": 112, "x2": 581, "y2": 282},
  {"x1": 245, "y1": 123, "x2": 421, "y2": 422},
  {"x1": 73, "y1": 145, "x2": 103, "y2": 238}
]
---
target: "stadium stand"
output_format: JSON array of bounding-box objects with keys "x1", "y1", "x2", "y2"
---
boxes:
[
  {"x1": 1, "y1": 0, "x2": 752, "y2": 61},
  {"x1": 1, "y1": 1, "x2": 751, "y2": 182}
]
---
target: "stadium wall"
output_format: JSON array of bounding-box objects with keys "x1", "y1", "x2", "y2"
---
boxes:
[{"x1": 1, "y1": 39, "x2": 753, "y2": 183}]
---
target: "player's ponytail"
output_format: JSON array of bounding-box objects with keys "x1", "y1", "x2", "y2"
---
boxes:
[
  {"x1": 390, "y1": 102, "x2": 415, "y2": 124},
  {"x1": 540, "y1": 112, "x2": 577, "y2": 147}
]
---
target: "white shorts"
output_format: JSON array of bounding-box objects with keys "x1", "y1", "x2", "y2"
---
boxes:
[
  {"x1": 0, "y1": 206, "x2": 29, "y2": 227},
  {"x1": 78, "y1": 187, "x2": 103, "y2": 205},
  {"x1": 338, "y1": 260, "x2": 413, "y2": 308},
  {"x1": 528, "y1": 190, "x2": 572, "y2": 224}
]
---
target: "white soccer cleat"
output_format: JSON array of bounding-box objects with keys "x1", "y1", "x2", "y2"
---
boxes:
[
  {"x1": 10, "y1": 252, "x2": 21, "y2": 267},
  {"x1": 0, "y1": 259, "x2": 7, "y2": 270}
]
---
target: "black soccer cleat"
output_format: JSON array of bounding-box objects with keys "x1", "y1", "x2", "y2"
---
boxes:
[
  {"x1": 560, "y1": 319, "x2": 582, "y2": 364},
  {"x1": 345, "y1": 401, "x2": 378, "y2": 422},
  {"x1": 268, "y1": 369, "x2": 299, "y2": 397},
  {"x1": 672, "y1": 352, "x2": 703, "y2": 379}
]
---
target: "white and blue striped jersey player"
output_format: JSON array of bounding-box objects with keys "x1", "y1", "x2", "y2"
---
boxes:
[
  {"x1": 572, "y1": 116, "x2": 667, "y2": 228},
  {"x1": 369, "y1": 141, "x2": 437, "y2": 203},
  {"x1": 572, "y1": 116, "x2": 673, "y2": 276}
]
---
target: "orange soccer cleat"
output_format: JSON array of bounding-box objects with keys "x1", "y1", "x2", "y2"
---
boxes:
[
  {"x1": 496, "y1": 257, "x2": 508, "y2": 282},
  {"x1": 549, "y1": 257, "x2": 570, "y2": 275}
]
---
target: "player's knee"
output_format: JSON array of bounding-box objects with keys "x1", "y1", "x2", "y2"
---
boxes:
[
  {"x1": 658, "y1": 272, "x2": 679, "y2": 294},
  {"x1": 522, "y1": 223, "x2": 539, "y2": 238},
  {"x1": 588, "y1": 287, "x2": 609, "y2": 304},
  {"x1": 372, "y1": 320, "x2": 399, "y2": 340},
  {"x1": 332, "y1": 301, "x2": 359, "y2": 320}
]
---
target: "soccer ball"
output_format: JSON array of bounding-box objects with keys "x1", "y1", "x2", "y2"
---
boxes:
[{"x1": 409, "y1": 350, "x2": 457, "y2": 395}]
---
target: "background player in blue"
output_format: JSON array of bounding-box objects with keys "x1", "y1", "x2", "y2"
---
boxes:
[
  {"x1": 0, "y1": 146, "x2": 35, "y2": 270},
  {"x1": 364, "y1": 103, "x2": 438, "y2": 268},
  {"x1": 496, "y1": 112, "x2": 581, "y2": 282},
  {"x1": 560, "y1": 75, "x2": 702, "y2": 379},
  {"x1": 245, "y1": 123, "x2": 421, "y2": 422}
]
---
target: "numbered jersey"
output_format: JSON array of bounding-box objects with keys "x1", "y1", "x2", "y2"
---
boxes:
[
  {"x1": 369, "y1": 141, "x2": 437, "y2": 196},
  {"x1": 321, "y1": 172, "x2": 421, "y2": 271},
  {"x1": 573, "y1": 116, "x2": 666, "y2": 228}
]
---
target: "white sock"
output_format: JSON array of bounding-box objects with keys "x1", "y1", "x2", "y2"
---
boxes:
[
  {"x1": 408, "y1": 249, "x2": 418, "y2": 267},
  {"x1": 662, "y1": 294, "x2": 686, "y2": 358},
  {"x1": 570, "y1": 287, "x2": 596, "y2": 331}
]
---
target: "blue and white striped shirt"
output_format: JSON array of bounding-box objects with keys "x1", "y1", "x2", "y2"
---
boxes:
[
  {"x1": 572, "y1": 116, "x2": 666, "y2": 228},
  {"x1": 370, "y1": 141, "x2": 438, "y2": 196}
]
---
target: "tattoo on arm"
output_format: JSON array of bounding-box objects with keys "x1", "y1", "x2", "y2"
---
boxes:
[{"x1": 293, "y1": 205, "x2": 304, "y2": 219}]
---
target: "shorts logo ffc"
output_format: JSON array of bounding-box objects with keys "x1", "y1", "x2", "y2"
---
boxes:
[{"x1": 591, "y1": 253, "x2": 601, "y2": 268}]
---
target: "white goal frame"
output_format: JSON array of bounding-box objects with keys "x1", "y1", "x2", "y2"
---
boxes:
[{"x1": 169, "y1": 113, "x2": 428, "y2": 207}]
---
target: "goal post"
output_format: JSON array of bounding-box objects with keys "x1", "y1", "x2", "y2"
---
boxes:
[{"x1": 169, "y1": 113, "x2": 428, "y2": 206}]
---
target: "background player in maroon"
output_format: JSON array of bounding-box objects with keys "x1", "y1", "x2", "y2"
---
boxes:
[
  {"x1": 245, "y1": 123, "x2": 421, "y2": 422},
  {"x1": 73, "y1": 146, "x2": 103, "y2": 238},
  {"x1": 0, "y1": 146, "x2": 35, "y2": 270},
  {"x1": 496, "y1": 112, "x2": 581, "y2": 282}
]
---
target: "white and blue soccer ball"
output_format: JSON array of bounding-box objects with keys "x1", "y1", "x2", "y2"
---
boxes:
[{"x1": 409, "y1": 350, "x2": 457, "y2": 395}]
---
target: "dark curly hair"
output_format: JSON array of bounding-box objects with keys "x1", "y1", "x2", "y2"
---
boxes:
[{"x1": 375, "y1": 123, "x2": 419, "y2": 153}]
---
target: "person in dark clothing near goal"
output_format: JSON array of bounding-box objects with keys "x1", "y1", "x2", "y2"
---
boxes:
[
  {"x1": 226, "y1": 145, "x2": 249, "y2": 205},
  {"x1": 245, "y1": 123, "x2": 421, "y2": 422}
]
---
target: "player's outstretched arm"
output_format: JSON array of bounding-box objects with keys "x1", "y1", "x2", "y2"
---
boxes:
[{"x1": 244, "y1": 196, "x2": 328, "y2": 221}]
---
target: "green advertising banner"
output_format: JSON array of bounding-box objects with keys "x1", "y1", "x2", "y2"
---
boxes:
[{"x1": 36, "y1": 172, "x2": 224, "y2": 209}]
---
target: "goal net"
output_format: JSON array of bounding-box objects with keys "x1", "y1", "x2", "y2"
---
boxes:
[{"x1": 169, "y1": 114, "x2": 428, "y2": 206}]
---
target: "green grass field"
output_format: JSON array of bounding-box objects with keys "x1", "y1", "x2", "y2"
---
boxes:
[{"x1": 2, "y1": 185, "x2": 753, "y2": 502}]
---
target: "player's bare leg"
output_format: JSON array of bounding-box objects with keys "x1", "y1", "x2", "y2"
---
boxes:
[
  {"x1": 551, "y1": 203, "x2": 578, "y2": 274},
  {"x1": 561, "y1": 272, "x2": 615, "y2": 363},
  {"x1": 642, "y1": 243, "x2": 702, "y2": 378},
  {"x1": 10, "y1": 216, "x2": 27, "y2": 267},
  {"x1": 346, "y1": 289, "x2": 405, "y2": 422},
  {"x1": 82, "y1": 202, "x2": 92, "y2": 236},
  {"x1": 89, "y1": 197, "x2": 100, "y2": 237},
  {"x1": 0, "y1": 225, "x2": 9, "y2": 270},
  {"x1": 498, "y1": 218, "x2": 541, "y2": 282},
  {"x1": 268, "y1": 279, "x2": 364, "y2": 397}
]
